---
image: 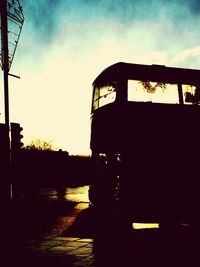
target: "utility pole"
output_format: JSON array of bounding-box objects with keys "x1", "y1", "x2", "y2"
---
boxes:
[
  {"x1": 0, "y1": 0, "x2": 24, "y2": 199},
  {"x1": 0, "y1": 0, "x2": 10, "y2": 200},
  {"x1": 1, "y1": 0, "x2": 9, "y2": 131},
  {"x1": 1, "y1": 0, "x2": 24, "y2": 137}
]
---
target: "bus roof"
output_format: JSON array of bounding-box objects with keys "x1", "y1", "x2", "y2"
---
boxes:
[{"x1": 93, "y1": 62, "x2": 200, "y2": 86}]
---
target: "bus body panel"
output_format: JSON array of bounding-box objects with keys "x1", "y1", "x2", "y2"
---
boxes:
[{"x1": 90, "y1": 62, "x2": 200, "y2": 222}]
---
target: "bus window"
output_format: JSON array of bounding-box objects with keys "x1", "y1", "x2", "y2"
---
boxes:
[
  {"x1": 183, "y1": 84, "x2": 196, "y2": 104},
  {"x1": 128, "y1": 80, "x2": 179, "y2": 104},
  {"x1": 93, "y1": 82, "x2": 117, "y2": 110}
]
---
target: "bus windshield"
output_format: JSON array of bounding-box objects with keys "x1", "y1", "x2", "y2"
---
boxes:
[{"x1": 93, "y1": 81, "x2": 117, "y2": 110}]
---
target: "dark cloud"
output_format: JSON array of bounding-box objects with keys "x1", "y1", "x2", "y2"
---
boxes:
[
  {"x1": 18, "y1": 0, "x2": 200, "y2": 49},
  {"x1": 187, "y1": 0, "x2": 200, "y2": 14},
  {"x1": 20, "y1": 0, "x2": 66, "y2": 42}
]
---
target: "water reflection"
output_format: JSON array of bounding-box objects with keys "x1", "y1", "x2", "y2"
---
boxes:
[
  {"x1": 38, "y1": 186, "x2": 159, "y2": 230},
  {"x1": 37, "y1": 185, "x2": 89, "y2": 202},
  {"x1": 30, "y1": 186, "x2": 189, "y2": 232},
  {"x1": 133, "y1": 222, "x2": 159, "y2": 229},
  {"x1": 65, "y1": 186, "x2": 90, "y2": 202}
]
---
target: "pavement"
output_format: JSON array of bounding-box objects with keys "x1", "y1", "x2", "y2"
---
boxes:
[
  {"x1": 24, "y1": 223, "x2": 199, "y2": 267},
  {"x1": 2, "y1": 199, "x2": 200, "y2": 267},
  {"x1": 26, "y1": 237, "x2": 95, "y2": 267}
]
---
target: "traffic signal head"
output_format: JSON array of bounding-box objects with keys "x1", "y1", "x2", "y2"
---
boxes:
[
  {"x1": 11, "y1": 122, "x2": 24, "y2": 152},
  {"x1": 0, "y1": 123, "x2": 9, "y2": 164}
]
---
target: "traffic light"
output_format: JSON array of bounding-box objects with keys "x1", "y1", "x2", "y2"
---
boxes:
[
  {"x1": 0, "y1": 123, "x2": 9, "y2": 164},
  {"x1": 10, "y1": 122, "x2": 24, "y2": 152}
]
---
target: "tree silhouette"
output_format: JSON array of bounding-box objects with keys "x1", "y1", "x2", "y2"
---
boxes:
[
  {"x1": 139, "y1": 81, "x2": 166, "y2": 93},
  {"x1": 24, "y1": 139, "x2": 54, "y2": 151}
]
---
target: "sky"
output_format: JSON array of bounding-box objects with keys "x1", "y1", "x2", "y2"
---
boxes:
[{"x1": 1, "y1": 0, "x2": 200, "y2": 155}]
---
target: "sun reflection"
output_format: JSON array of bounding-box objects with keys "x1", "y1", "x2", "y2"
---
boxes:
[
  {"x1": 65, "y1": 186, "x2": 89, "y2": 203},
  {"x1": 133, "y1": 223, "x2": 159, "y2": 229}
]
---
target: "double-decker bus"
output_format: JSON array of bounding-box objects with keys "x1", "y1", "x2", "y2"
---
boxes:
[{"x1": 89, "y1": 62, "x2": 200, "y2": 228}]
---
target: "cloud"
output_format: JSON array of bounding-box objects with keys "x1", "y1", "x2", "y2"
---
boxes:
[
  {"x1": 187, "y1": 0, "x2": 200, "y2": 15},
  {"x1": 20, "y1": 0, "x2": 66, "y2": 42},
  {"x1": 174, "y1": 46, "x2": 200, "y2": 62},
  {"x1": 173, "y1": 46, "x2": 200, "y2": 68},
  {"x1": 138, "y1": 51, "x2": 169, "y2": 65},
  {"x1": 7, "y1": 0, "x2": 200, "y2": 155}
]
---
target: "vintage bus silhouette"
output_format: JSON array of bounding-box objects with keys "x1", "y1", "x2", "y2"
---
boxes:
[{"x1": 89, "y1": 62, "x2": 200, "y2": 227}]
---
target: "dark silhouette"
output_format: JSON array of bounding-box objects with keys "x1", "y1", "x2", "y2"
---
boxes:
[
  {"x1": 89, "y1": 62, "x2": 200, "y2": 233},
  {"x1": 10, "y1": 147, "x2": 92, "y2": 199},
  {"x1": 61, "y1": 205, "x2": 199, "y2": 266},
  {"x1": 3, "y1": 62, "x2": 200, "y2": 266}
]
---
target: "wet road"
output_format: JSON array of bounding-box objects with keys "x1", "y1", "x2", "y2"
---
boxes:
[
  {"x1": 37, "y1": 185, "x2": 90, "y2": 202},
  {"x1": 25, "y1": 202, "x2": 198, "y2": 267},
  {"x1": 5, "y1": 186, "x2": 199, "y2": 266}
]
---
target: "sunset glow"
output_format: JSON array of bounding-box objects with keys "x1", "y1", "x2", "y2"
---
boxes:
[{"x1": 1, "y1": 0, "x2": 200, "y2": 155}]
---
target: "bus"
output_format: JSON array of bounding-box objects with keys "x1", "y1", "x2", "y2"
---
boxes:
[{"x1": 89, "y1": 62, "x2": 200, "y2": 229}]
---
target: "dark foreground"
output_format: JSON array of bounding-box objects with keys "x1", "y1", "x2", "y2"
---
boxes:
[{"x1": 1, "y1": 199, "x2": 199, "y2": 267}]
